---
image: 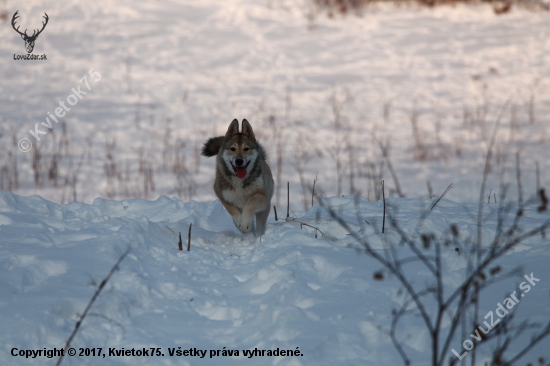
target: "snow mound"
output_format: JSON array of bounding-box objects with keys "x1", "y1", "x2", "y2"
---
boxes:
[{"x1": 0, "y1": 191, "x2": 548, "y2": 365}]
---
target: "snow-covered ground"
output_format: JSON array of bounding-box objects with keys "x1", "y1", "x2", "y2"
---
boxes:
[
  {"x1": 1, "y1": 0, "x2": 549, "y2": 365},
  {"x1": 0, "y1": 0, "x2": 549, "y2": 205},
  {"x1": 0, "y1": 190, "x2": 549, "y2": 365}
]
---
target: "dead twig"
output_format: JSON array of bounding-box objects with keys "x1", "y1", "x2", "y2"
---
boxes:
[
  {"x1": 287, "y1": 182, "x2": 290, "y2": 219},
  {"x1": 285, "y1": 217, "x2": 329, "y2": 238},
  {"x1": 382, "y1": 180, "x2": 386, "y2": 233},
  {"x1": 516, "y1": 151, "x2": 523, "y2": 205},
  {"x1": 376, "y1": 137, "x2": 405, "y2": 197},
  {"x1": 312, "y1": 173, "x2": 318, "y2": 208},
  {"x1": 56, "y1": 247, "x2": 131, "y2": 366},
  {"x1": 430, "y1": 183, "x2": 453, "y2": 210},
  {"x1": 187, "y1": 224, "x2": 192, "y2": 252}
]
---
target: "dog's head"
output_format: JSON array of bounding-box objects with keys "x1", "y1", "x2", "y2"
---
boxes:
[{"x1": 222, "y1": 119, "x2": 259, "y2": 179}]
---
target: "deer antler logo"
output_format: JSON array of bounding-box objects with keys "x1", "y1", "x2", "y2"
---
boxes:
[{"x1": 12, "y1": 10, "x2": 49, "y2": 54}]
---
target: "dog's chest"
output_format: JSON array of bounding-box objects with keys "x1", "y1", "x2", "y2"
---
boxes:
[{"x1": 222, "y1": 175, "x2": 264, "y2": 209}]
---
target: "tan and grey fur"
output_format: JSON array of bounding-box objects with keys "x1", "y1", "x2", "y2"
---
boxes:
[{"x1": 201, "y1": 119, "x2": 274, "y2": 236}]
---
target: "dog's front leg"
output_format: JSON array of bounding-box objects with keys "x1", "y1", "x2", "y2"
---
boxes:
[
  {"x1": 219, "y1": 199, "x2": 242, "y2": 229},
  {"x1": 240, "y1": 192, "x2": 269, "y2": 234},
  {"x1": 255, "y1": 207, "x2": 270, "y2": 236}
]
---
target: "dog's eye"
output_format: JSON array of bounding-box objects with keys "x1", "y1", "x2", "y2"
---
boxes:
[
  {"x1": 244, "y1": 147, "x2": 249, "y2": 151},
  {"x1": 230, "y1": 147, "x2": 236, "y2": 151}
]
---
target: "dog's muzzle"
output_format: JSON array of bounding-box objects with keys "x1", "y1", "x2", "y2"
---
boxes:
[{"x1": 231, "y1": 160, "x2": 250, "y2": 179}]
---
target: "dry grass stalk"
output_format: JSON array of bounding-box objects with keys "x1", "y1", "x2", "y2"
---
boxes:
[
  {"x1": 430, "y1": 183, "x2": 453, "y2": 210},
  {"x1": 376, "y1": 137, "x2": 405, "y2": 197},
  {"x1": 312, "y1": 173, "x2": 318, "y2": 208},
  {"x1": 187, "y1": 224, "x2": 192, "y2": 251},
  {"x1": 56, "y1": 247, "x2": 131, "y2": 366},
  {"x1": 381, "y1": 180, "x2": 386, "y2": 233},
  {"x1": 287, "y1": 182, "x2": 290, "y2": 219}
]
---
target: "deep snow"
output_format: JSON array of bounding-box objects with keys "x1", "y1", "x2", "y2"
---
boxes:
[
  {"x1": 0, "y1": 190, "x2": 549, "y2": 365},
  {"x1": 0, "y1": 0, "x2": 549, "y2": 205},
  {"x1": 1, "y1": 0, "x2": 550, "y2": 365}
]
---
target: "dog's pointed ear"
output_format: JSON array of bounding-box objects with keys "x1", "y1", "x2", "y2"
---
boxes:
[
  {"x1": 241, "y1": 119, "x2": 256, "y2": 141},
  {"x1": 224, "y1": 119, "x2": 239, "y2": 141}
]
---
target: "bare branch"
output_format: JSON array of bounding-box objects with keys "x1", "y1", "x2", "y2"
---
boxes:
[
  {"x1": 430, "y1": 183, "x2": 453, "y2": 210},
  {"x1": 56, "y1": 247, "x2": 131, "y2": 366}
]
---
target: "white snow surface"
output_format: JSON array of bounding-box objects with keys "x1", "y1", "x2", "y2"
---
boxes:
[
  {"x1": 0, "y1": 191, "x2": 549, "y2": 365},
  {"x1": 1, "y1": 0, "x2": 550, "y2": 365},
  {"x1": 0, "y1": 0, "x2": 549, "y2": 205}
]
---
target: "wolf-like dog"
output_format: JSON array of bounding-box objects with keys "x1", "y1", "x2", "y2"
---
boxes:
[{"x1": 201, "y1": 119, "x2": 274, "y2": 236}]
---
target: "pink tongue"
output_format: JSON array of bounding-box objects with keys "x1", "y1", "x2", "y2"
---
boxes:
[{"x1": 235, "y1": 167, "x2": 247, "y2": 179}]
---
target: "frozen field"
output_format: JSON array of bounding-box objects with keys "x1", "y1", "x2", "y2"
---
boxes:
[
  {"x1": 1, "y1": 0, "x2": 549, "y2": 365},
  {"x1": 0, "y1": 0, "x2": 549, "y2": 205},
  {"x1": 0, "y1": 191, "x2": 549, "y2": 365}
]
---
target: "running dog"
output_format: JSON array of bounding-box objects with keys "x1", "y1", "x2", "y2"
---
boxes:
[{"x1": 201, "y1": 119, "x2": 274, "y2": 236}]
